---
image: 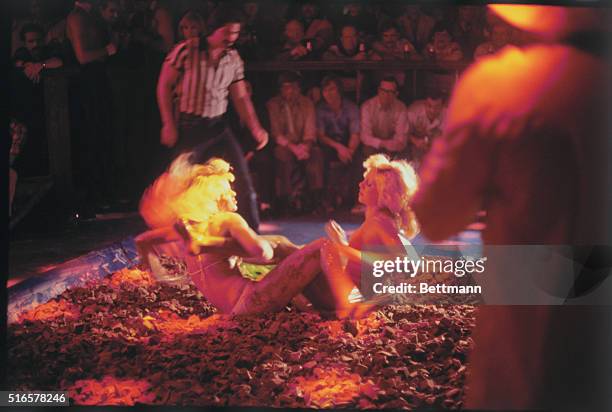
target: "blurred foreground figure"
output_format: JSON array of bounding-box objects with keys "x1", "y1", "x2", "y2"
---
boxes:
[{"x1": 412, "y1": 5, "x2": 611, "y2": 411}]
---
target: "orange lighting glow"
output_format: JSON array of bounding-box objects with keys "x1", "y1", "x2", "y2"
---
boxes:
[
  {"x1": 489, "y1": 5, "x2": 608, "y2": 39},
  {"x1": 19, "y1": 299, "x2": 80, "y2": 322},
  {"x1": 288, "y1": 365, "x2": 380, "y2": 408},
  {"x1": 69, "y1": 376, "x2": 156, "y2": 405}
]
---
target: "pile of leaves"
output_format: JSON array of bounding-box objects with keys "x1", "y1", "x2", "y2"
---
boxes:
[{"x1": 8, "y1": 267, "x2": 476, "y2": 408}]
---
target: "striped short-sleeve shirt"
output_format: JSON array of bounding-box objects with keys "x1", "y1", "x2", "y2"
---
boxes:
[{"x1": 166, "y1": 38, "x2": 245, "y2": 119}]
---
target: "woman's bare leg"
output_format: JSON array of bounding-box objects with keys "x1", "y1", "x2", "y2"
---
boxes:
[{"x1": 230, "y1": 239, "x2": 325, "y2": 315}]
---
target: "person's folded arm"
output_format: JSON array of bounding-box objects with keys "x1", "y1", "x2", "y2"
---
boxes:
[
  {"x1": 348, "y1": 133, "x2": 360, "y2": 156},
  {"x1": 348, "y1": 105, "x2": 361, "y2": 154},
  {"x1": 388, "y1": 108, "x2": 409, "y2": 151},
  {"x1": 303, "y1": 100, "x2": 317, "y2": 144},
  {"x1": 266, "y1": 100, "x2": 287, "y2": 145},
  {"x1": 317, "y1": 129, "x2": 339, "y2": 150},
  {"x1": 360, "y1": 103, "x2": 382, "y2": 149}
]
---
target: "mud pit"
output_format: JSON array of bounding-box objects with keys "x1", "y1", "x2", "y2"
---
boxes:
[{"x1": 8, "y1": 267, "x2": 475, "y2": 408}]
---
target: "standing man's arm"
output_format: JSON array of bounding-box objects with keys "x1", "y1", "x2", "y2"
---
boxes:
[
  {"x1": 157, "y1": 60, "x2": 180, "y2": 147},
  {"x1": 406, "y1": 108, "x2": 427, "y2": 148},
  {"x1": 230, "y1": 80, "x2": 269, "y2": 150}
]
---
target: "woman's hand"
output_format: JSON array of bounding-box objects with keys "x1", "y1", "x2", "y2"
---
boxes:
[{"x1": 325, "y1": 220, "x2": 349, "y2": 246}]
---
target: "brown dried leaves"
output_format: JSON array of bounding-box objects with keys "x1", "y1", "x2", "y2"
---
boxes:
[{"x1": 9, "y1": 266, "x2": 475, "y2": 409}]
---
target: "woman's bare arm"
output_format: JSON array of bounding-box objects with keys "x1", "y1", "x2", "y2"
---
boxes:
[
  {"x1": 224, "y1": 214, "x2": 274, "y2": 261},
  {"x1": 329, "y1": 218, "x2": 404, "y2": 265}
]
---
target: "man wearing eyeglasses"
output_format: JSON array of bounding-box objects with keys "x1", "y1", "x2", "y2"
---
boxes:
[{"x1": 360, "y1": 77, "x2": 408, "y2": 158}]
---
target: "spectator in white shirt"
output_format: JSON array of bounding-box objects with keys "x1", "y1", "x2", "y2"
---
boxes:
[{"x1": 360, "y1": 76, "x2": 408, "y2": 158}]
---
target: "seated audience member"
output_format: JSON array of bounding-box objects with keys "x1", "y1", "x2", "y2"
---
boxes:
[
  {"x1": 129, "y1": 0, "x2": 175, "y2": 55},
  {"x1": 307, "y1": 86, "x2": 322, "y2": 105},
  {"x1": 372, "y1": 22, "x2": 419, "y2": 61},
  {"x1": 323, "y1": 24, "x2": 371, "y2": 101},
  {"x1": 276, "y1": 19, "x2": 312, "y2": 61},
  {"x1": 334, "y1": 2, "x2": 377, "y2": 40},
  {"x1": 404, "y1": 91, "x2": 447, "y2": 168},
  {"x1": 483, "y1": 6, "x2": 506, "y2": 39},
  {"x1": 294, "y1": 1, "x2": 334, "y2": 57},
  {"x1": 474, "y1": 22, "x2": 513, "y2": 60},
  {"x1": 452, "y1": 6, "x2": 485, "y2": 59},
  {"x1": 267, "y1": 72, "x2": 324, "y2": 216},
  {"x1": 323, "y1": 24, "x2": 368, "y2": 61},
  {"x1": 424, "y1": 25, "x2": 464, "y2": 61},
  {"x1": 396, "y1": 5, "x2": 436, "y2": 52},
  {"x1": 236, "y1": 1, "x2": 283, "y2": 61},
  {"x1": 371, "y1": 22, "x2": 419, "y2": 91},
  {"x1": 316, "y1": 75, "x2": 361, "y2": 211},
  {"x1": 360, "y1": 77, "x2": 408, "y2": 158},
  {"x1": 177, "y1": 10, "x2": 206, "y2": 41}
]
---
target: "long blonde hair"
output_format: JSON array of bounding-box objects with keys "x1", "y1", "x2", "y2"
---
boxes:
[
  {"x1": 363, "y1": 154, "x2": 420, "y2": 238},
  {"x1": 139, "y1": 154, "x2": 235, "y2": 230}
]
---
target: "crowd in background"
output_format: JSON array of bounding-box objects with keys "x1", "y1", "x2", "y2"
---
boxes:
[{"x1": 9, "y1": 0, "x2": 529, "y2": 219}]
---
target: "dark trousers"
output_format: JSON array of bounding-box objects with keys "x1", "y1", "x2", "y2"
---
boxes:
[
  {"x1": 75, "y1": 62, "x2": 114, "y2": 206},
  {"x1": 322, "y1": 146, "x2": 362, "y2": 208},
  {"x1": 274, "y1": 145, "x2": 324, "y2": 197},
  {"x1": 175, "y1": 114, "x2": 260, "y2": 230}
]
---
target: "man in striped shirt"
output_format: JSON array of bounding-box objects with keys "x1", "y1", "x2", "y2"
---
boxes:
[{"x1": 157, "y1": 5, "x2": 268, "y2": 230}]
